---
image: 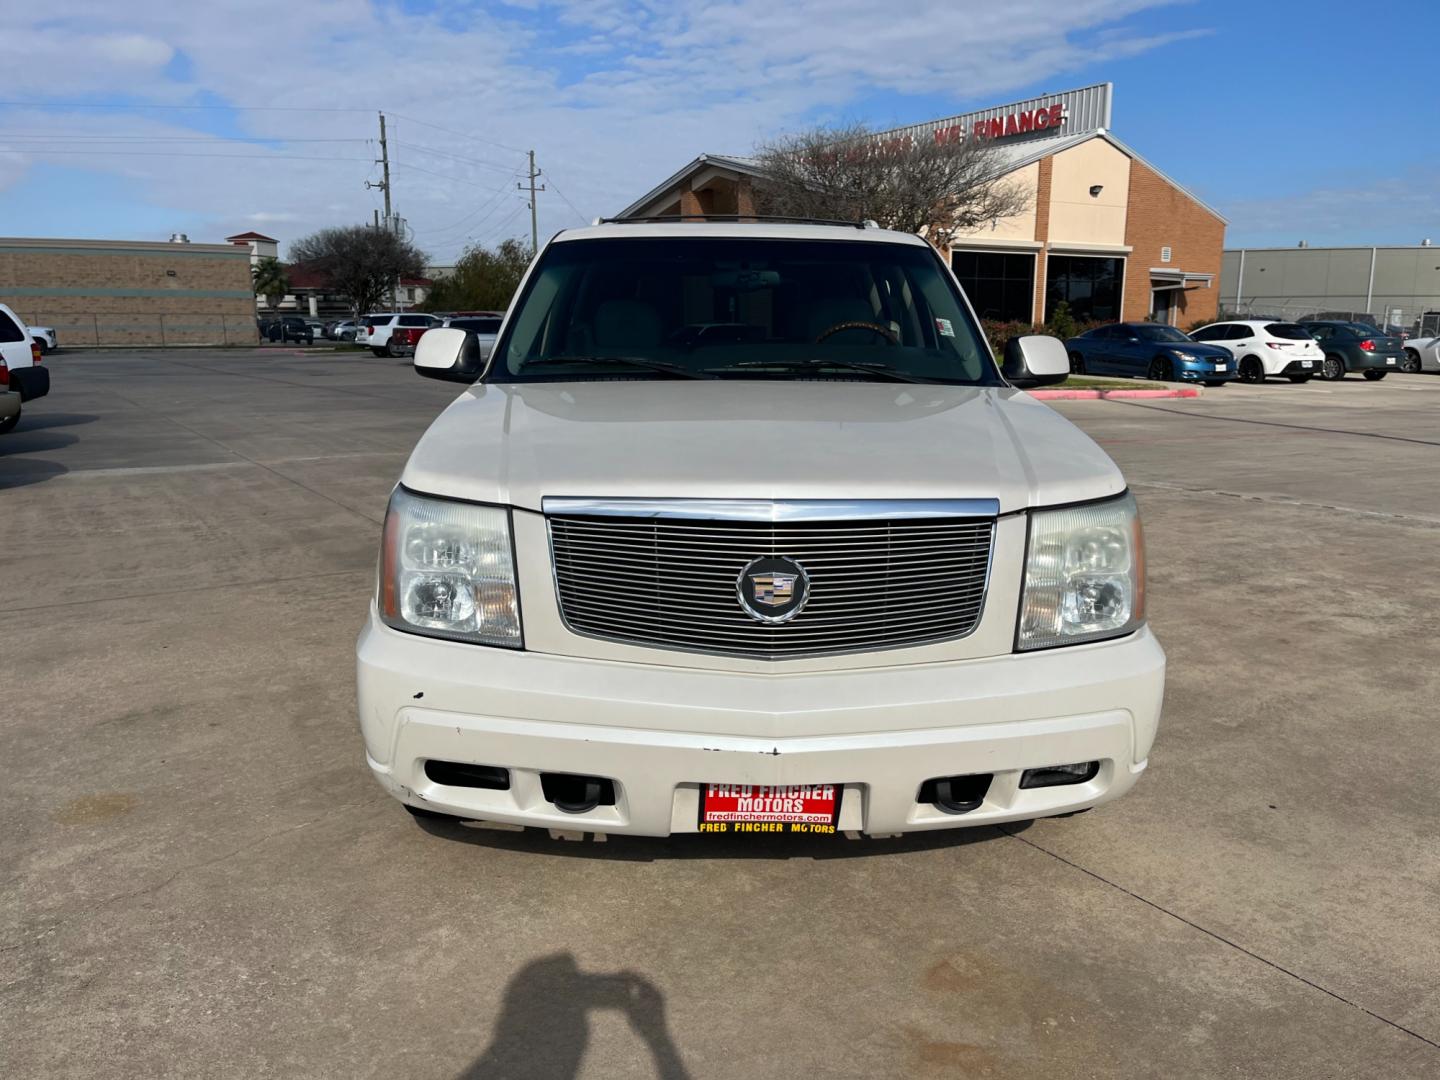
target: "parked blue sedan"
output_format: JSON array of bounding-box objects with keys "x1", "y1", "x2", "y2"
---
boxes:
[{"x1": 1065, "y1": 323, "x2": 1236, "y2": 385}]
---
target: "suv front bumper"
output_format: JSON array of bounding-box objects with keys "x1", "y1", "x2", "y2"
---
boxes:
[{"x1": 357, "y1": 611, "x2": 1165, "y2": 836}]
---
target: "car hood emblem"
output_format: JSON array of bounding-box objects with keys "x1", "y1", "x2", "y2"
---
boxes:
[{"x1": 737, "y1": 556, "x2": 810, "y2": 624}]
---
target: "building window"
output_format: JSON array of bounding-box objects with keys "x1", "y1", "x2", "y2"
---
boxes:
[
  {"x1": 1045, "y1": 255, "x2": 1125, "y2": 322},
  {"x1": 951, "y1": 250, "x2": 1035, "y2": 322}
]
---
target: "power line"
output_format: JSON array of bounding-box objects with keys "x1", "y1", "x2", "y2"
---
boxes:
[
  {"x1": 544, "y1": 174, "x2": 592, "y2": 226},
  {"x1": 394, "y1": 141, "x2": 523, "y2": 175},
  {"x1": 384, "y1": 112, "x2": 526, "y2": 154},
  {"x1": 395, "y1": 160, "x2": 522, "y2": 191},
  {"x1": 413, "y1": 177, "x2": 523, "y2": 237}
]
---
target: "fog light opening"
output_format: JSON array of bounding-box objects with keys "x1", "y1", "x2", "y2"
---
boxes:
[
  {"x1": 1019, "y1": 761, "x2": 1100, "y2": 789},
  {"x1": 918, "y1": 773, "x2": 993, "y2": 815},
  {"x1": 424, "y1": 760, "x2": 511, "y2": 790},
  {"x1": 541, "y1": 773, "x2": 617, "y2": 814}
]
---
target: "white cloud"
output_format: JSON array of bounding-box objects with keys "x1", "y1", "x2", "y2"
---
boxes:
[{"x1": 0, "y1": 0, "x2": 1204, "y2": 258}]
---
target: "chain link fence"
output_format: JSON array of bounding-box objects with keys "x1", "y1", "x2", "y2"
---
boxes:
[
  {"x1": 13, "y1": 311, "x2": 261, "y2": 348},
  {"x1": 1220, "y1": 299, "x2": 1440, "y2": 337}
]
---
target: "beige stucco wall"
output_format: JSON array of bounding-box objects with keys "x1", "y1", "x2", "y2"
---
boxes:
[
  {"x1": 949, "y1": 161, "x2": 1038, "y2": 243},
  {"x1": 1047, "y1": 139, "x2": 1130, "y2": 247}
]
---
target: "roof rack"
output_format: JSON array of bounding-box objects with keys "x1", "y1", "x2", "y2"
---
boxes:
[{"x1": 593, "y1": 214, "x2": 875, "y2": 229}]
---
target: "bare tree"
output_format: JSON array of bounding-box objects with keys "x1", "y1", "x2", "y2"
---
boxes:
[
  {"x1": 289, "y1": 225, "x2": 427, "y2": 316},
  {"x1": 751, "y1": 122, "x2": 1030, "y2": 248}
]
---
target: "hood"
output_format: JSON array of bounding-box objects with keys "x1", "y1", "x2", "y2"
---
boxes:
[
  {"x1": 1174, "y1": 342, "x2": 1231, "y2": 358},
  {"x1": 400, "y1": 381, "x2": 1124, "y2": 515}
]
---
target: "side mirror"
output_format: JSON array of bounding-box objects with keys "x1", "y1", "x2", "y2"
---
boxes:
[
  {"x1": 1002, "y1": 334, "x2": 1070, "y2": 389},
  {"x1": 414, "y1": 327, "x2": 483, "y2": 383}
]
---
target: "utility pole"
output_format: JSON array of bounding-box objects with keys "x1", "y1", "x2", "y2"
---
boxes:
[
  {"x1": 365, "y1": 111, "x2": 397, "y2": 309},
  {"x1": 518, "y1": 150, "x2": 545, "y2": 256}
]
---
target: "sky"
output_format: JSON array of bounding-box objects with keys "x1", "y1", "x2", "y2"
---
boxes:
[{"x1": 1, "y1": 0, "x2": 1436, "y2": 262}]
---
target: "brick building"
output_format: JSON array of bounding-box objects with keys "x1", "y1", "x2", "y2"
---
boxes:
[
  {"x1": 0, "y1": 236, "x2": 258, "y2": 346},
  {"x1": 618, "y1": 83, "x2": 1226, "y2": 327}
]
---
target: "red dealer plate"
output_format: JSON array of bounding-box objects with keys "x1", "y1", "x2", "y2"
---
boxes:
[{"x1": 698, "y1": 784, "x2": 841, "y2": 835}]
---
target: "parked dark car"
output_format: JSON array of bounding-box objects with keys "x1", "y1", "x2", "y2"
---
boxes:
[
  {"x1": 266, "y1": 316, "x2": 315, "y2": 344},
  {"x1": 1298, "y1": 321, "x2": 1404, "y2": 381},
  {"x1": 1064, "y1": 322, "x2": 1235, "y2": 385}
]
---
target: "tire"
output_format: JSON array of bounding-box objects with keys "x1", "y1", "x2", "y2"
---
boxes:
[
  {"x1": 1286, "y1": 375, "x2": 1312, "y2": 383},
  {"x1": 1400, "y1": 350, "x2": 1421, "y2": 374},
  {"x1": 0, "y1": 402, "x2": 18, "y2": 434},
  {"x1": 371, "y1": 347, "x2": 387, "y2": 357},
  {"x1": 1363, "y1": 370, "x2": 1387, "y2": 381},
  {"x1": 1320, "y1": 354, "x2": 1346, "y2": 381},
  {"x1": 1069, "y1": 351, "x2": 1086, "y2": 375},
  {"x1": 1147, "y1": 357, "x2": 1173, "y2": 381},
  {"x1": 1238, "y1": 356, "x2": 1265, "y2": 383}
]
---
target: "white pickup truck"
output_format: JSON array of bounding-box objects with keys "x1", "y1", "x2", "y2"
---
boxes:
[
  {"x1": 0, "y1": 302, "x2": 50, "y2": 433},
  {"x1": 356, "y1": 221, "x2": 1164, "y2": 838}
]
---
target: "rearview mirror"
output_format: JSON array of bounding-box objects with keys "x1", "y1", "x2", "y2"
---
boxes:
[
  {"x1": 1002, "y1": 334, "x2": 1070, "y2": 389},
  {"x1": 414, "y1": 327, "x2": 483, "y2": 383}
]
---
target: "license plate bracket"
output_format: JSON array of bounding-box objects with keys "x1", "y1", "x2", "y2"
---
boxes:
[{"x1": 698, "y1": 783, "x2": 841, "y2": 835}]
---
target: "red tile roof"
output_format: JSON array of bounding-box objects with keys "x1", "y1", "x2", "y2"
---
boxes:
[{"x1": 226, "y1": 231, "x2": 278, "y2": 242}]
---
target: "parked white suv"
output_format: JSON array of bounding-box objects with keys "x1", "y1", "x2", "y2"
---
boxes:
[
  {"x1": 0, "y1": 302, "x2": 50, "y2": 432},
  {"x1": 358, "y1": 312, "x2": 440, "y2": 356},
  {"x1": 1189, "y1": 320, "x2": 1323, "y2": 383},
  {"x1": 356, "y1": 222, "x2": 1164, "y2": 837}
]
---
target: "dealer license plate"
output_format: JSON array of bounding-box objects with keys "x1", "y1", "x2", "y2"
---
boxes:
[{"x1": 698, "y1": 784, "x2": 841, "y2": 835}]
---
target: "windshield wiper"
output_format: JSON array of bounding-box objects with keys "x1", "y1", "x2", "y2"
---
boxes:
[
  {"x1": 522, "y1": 355, "x2": 714, "y2": 379},
  {"x1": 707, "y1": 358, "x2": 929, "y2": 384}
]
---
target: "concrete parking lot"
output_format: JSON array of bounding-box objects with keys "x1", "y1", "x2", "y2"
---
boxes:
[{"x1": 3, "y1": 349, "x2": 1438, "y2": 1078}]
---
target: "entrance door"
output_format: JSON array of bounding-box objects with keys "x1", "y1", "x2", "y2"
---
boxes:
[{"x1": 1151, "y1": 288, "x2": 1174, "y2": 325}]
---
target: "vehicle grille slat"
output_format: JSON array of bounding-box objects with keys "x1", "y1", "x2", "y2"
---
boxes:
[{"x1": 548, "y1": 510, "x2": 995, "y2": 659}]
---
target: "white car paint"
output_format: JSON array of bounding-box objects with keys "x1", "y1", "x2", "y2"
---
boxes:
[
  {"x1": 29, "y1": 325, "x2": 56, "y2": 352},
  {"x1": 0, "y1": 303, "x2": 47, "y2": 411},
  {"x1": 1190, "y1": 319, "x2": 1323, "y2": 379},
  {"x1": 1402, "y1": 335, "x2": 1440, "y2": 373},
  {"x1": 356, "y1": 222, "x2": 1164, "y2": 836}
]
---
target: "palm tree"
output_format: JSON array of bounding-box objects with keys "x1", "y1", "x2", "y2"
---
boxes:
[{"x1": 252, "y1": 257, "x2": 289, "y2": 312}]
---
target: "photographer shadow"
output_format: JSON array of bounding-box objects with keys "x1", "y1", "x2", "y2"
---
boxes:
[{"x1": 459, "y1": 953, "x2": 690, "y2": 1080}]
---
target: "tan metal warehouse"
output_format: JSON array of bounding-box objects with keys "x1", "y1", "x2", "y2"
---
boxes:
[
  {"x1": 0, "y1": 237, "x2": 258, "y2": 347},
  {"x1": 618, "y1": 83, "x2": 1227, "y2": 328}
]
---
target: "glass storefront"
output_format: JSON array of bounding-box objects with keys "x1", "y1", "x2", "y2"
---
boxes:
[
  {"x1": 1045, "y1": 255, "x2": 1125, "y2": 322},
  {"x1": 951, "y1": 250, "x2": 1036, "y2": 323}
]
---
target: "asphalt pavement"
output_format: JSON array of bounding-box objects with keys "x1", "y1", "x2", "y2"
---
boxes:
[{"x1": 2, "y1": 349, "x2": 1438, "y2": 1078}]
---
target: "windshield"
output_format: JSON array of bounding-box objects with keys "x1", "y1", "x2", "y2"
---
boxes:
[
  {"x1": 487, "y1": 236, "x2": 1000, "y2": 385},
  {"x1": 1134, "y1": 325, "x2": 1191, "y2": 343}
]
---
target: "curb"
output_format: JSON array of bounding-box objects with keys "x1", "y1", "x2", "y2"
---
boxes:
[{"x1": 1031, "y1": 387, "x2": 1202, "y2": 400}]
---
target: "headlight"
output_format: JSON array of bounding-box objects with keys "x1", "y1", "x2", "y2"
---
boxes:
[
  {"x1": 1017, "y1": 492, "x2": 1145, "y2": 651},
  {"x1": 378, "y1": 487, "x2": 522, "y2": 647},
  {"x1": 1173, "y1": 351, "x2": 1197, "y2": 361}
]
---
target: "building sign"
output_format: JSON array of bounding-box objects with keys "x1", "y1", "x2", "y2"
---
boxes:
[{"x1": 933, "y1": 103, "x2": 1068, "y2": 145}]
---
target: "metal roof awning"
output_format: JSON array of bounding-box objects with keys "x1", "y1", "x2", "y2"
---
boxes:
[{"x1": 1150, "y1": 268, "x2": 1214, "y2": 291}]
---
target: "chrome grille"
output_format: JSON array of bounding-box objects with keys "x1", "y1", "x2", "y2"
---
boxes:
[{"x1": 548, "y1": 511, "x2": 995, "y2": 658}]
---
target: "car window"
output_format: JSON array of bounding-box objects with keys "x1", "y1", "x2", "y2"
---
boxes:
[
  {"x1": 492, "y1": 236, "x2": 1000, "y2": 385},
  {"x1": 1189, "y1": 325, "x2": 1221, "y2": 341},
  {"x1": 1227, "y1": 324, "x2": 1254, "y2": 340},
  {"x1": 0, "y1": 310, "x2": 23, "y2": 343},
  {"x1": 450, "y1": 317, "x2": 503, "y2": 334},
  {"x1": 1306, "y1": 324, "x2": 1332, "y2": 340},
  {"x1": 1135, "y1": 325, "x2": 1190, "y2": 343},
  {"x1": 398, "y1": 315, "x2": 432, "y2": 326},
  {"x1": 1344, "y1": 323, "x2": 1375, "y2": 337},
  {"x1": 1265, "y1": 323, "x2": 1312, "y2": 340},
  {"x1": 366, "y1": 316, "x2": 392, "y2": 328}
]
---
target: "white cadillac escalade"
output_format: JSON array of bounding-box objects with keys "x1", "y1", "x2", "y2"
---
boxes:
[{"x1": 356, "y1": 221, "x2": 1164, "y2": 838}]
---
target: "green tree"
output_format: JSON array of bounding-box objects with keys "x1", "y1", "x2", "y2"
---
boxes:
[
  {"x1": 288, "y1": 225, "x2": 427, "y2": 316},
  {"x1": 251, "y1": 256, "x2": 289, "y2": 311},
  {"x1": 421, "y1": 238, "x2": 532, "y2": 313}
]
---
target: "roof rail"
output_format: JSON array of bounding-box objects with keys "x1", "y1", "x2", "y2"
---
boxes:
[{"x1": 594, "y1": 214, "x2": 871, "y2": 229}]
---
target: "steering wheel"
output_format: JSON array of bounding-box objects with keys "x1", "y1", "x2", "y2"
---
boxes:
[{"x1": 814, "y1": 321, "x2": 898, "y2": 345}]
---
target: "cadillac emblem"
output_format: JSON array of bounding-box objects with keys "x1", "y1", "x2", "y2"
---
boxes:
[{"x1": 737, "y1": 556, "x2": 810, "y2": 624}]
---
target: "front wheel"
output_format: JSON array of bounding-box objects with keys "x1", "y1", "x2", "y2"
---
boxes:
[
  {"x1": 1287, "y1": 375, "x2": 1312, "y2": 384},
  {"x1": 1400, "y1": 350, "x2": 1421, "y2": 374},
  {"x1": 1147, "y1": 357, "x2": 1173, "y2": 381},
  {"x1": 1363, "y1": 369, "x2": 1387, "y2": 381},
  {"x1": 1238, "y1": 356, "x2": 1265, "y2": 383},
  {"x1": 1320, "y1": 354, "x2": 1346, "y2": 380}
]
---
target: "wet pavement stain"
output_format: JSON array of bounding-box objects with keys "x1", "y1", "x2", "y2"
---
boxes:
[{"x1": 55, "y1": 793, "x2": 138, "y2": 825}]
